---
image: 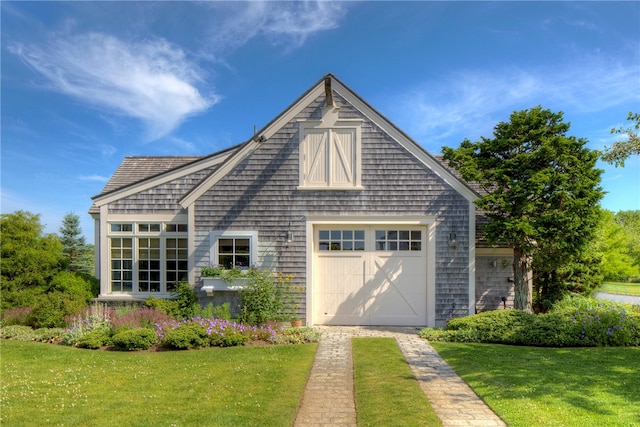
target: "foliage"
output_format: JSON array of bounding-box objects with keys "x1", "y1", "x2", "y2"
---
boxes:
[
  {"x1": 0, "y1": 307, "x2": 33, "y2": 326},
  {"x1": 433, "y1": 342, "x2": 640, "y2": 427},
  {"x1": 0, "y1": 211, "x2": 65, "y2": 310},
  {"x1": 200, "y1": 264, "x2": 245, "y2": 282},
  {"x1": 601, "y1": 112, "x2": 640, "y2": 167},
  {"x1": 353, "y1": 338, "x2": 442, "y2": 427},
  {"x1": 271, "y1": 327, "x2": 321, "y2": 345},
  {"x1": 420, "y1": 295, "x2": 639, "y2": 347},
  {"x1": 596, "y1": 210, "x2": 640, "y2": 281},
  {"x1": 111, "y1": 307, "x2": 174, "y2": 333},
  {"x1": 58, "y1": 212, "x2": 94, "y2": 275},
  {"x1": 614, "y1": 210, "x2": 640, "y2": 271},
  {"x1": 161, "y1": 323, "x2": 209, "y2": 349},
  {"x1": 0, "y1": 325, "x2": 64, "y2": 342},
  {"x1": 156, "y1": 317, "x2": 281, "y2": 349},
  {"x1": 145, "y1": 282, "x2": 200, "y2": 319},
  {"x1": 28, "y1": 291, "x2": 87, "y2": 328},
  {"x1": 238, "y1": 269, "x2": 294, "y2": 325},
  {"x1": 60, "y1": 303, "x2": 114, "y2": 347},
  {"x1": 211, "y1": 302, "x2": 231, "y2": 320},
  {"x1": 1, "y1": 340, "x2": 316, "y2": 426},
  {"x1": 111, "y1": 328, "x2": 157, "y2": 351},
  {"x1": 0, "y1": 325, "x2": 37, "y2": 341},
  {"x1": 443, "y1": 107, "x2": 604, "y2": 311},
  {"x1": 76, "y1": 329, "x2": 110, "y2": 349}
]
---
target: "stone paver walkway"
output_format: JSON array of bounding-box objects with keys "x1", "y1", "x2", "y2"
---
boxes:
[{"x1": 294, "y1": 326, "x2": 506, "y2": 427}]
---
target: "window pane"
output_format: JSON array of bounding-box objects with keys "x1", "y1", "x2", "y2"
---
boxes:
[
  {"x1": 399, "y1": 241, "x2": 410, "y2": 251},
  {"x1": 343, "y1": 241, "x2": 353, "y2": 250},
  {"x1": 219, "y1": 255, "x2": 233, "y2": 269},
  {"x1": 150, "y1": 224, "x2": 161, "y2": 232},
  {"x1": 235, "y1": 255, "x2": 250, "y2": 268},
  {"x1": 138, "y1": 224, "x2": 149, "y2": 232},
  {"x1": 219, "y1": 239, "x2": 233, "y2": 254},
  {"x1": 399, "y1": 230, "x2": 410, "y2": 240},
  {"x1": 354, "y1": 230, "x2": 365, "y2": 240},
  {"x1": 355, "y1": 241, "x2": 365, "y2": 251},
  {"x1": 411, "y1": 231, "x2": 421, "y2": 240},
  {"x1": 319, "y1": 242, "x2": 330, "y2": 251},
  {"x1": 343, "y1": 230, "x2": 353, "y2": 240},
  {"x1": 331, "y1": 230, "x2": 341, "y2": 239},
  {"x1": 319, "y1": 230, "x2": 329, "y2": 240},
  {"x1": 235, "y1": 239, "x2": 250, "y2": 254}
]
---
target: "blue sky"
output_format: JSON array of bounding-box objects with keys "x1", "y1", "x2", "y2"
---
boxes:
[{"x1": 2, "y1": 1, "x2": 639, "y2": 243}]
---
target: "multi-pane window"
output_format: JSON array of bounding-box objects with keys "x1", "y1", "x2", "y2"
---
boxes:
[
  {"x1": 108, "y1": 221, "x2": 188, "y2": 294},
  {"x1": 166, "y1": 238, "x2": 188, "y2": 292},
  {"x1": 375, "y1": 230, "x2": 422, "y2": 251},
  {"x1": 218, "y1": 238, "x2": 251, "y2": 269},
  {"x1": 138, "y1": 238, "x2": 161, "y2": 292},
  {"x1": 319, "y1": 230, "x2": 365, "y2": 251},
  {"x1": 110, "y1": 238, "x2": 133, "y2": 292}
]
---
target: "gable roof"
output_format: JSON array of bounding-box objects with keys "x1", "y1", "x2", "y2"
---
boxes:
[
  {"x1": 89, "y1": 146, "x2": 238, "y2": 213},
  {"x1": 91, "y1": 73, "x2": 480, "y2": 214},
  {"x1": 180, "y1": 73, "x2": 480, "y2": 207}
]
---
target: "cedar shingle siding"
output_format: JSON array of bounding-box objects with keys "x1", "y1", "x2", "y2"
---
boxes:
[
  {"x1": 92, "y1": 74, "x2": 513, "y2": 326},
  {"x1": 193, "y1": 93, "x2": 471, "y2": 324}
]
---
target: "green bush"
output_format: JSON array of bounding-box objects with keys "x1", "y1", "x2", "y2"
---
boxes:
[
  {"x1": 162, "y1": 323, "x2": 209, "y2": 350},
  {"x1": 272, "y1": 327, "x2": 322, "y2": 345},
  {"x1": 77, "y1": 329, "x2": 110, "y2": 349},
  {"x1": 209, "y1": 329, "x2": 248, "y2": 347},
  {"x1": 420, "y1": 295, "x2": 640, "y2": 347},
  {"x1": 0, "y1": 307, "x2": 33, "y2": 326},
  {"x1": 0, "y1": 325, "x2": 36, "y2": 341},
  {"x1": 33, "y1": 328, "x2": 65, "y2": 343},
  {"x1": 239, "y1": 269, "x2": 285, "y2": 325},
  {"x1": 212, "y1": 302, "x2": 231, "y2": 320},
  {"x1": 111, "y1": 328, "x2": 157, "y2": 351},
  {"x1": 28, "y1": 291, "x2": 86, "y2": 328},
  {"x1": 145, "y1": 282, "x2": 199, "y2": 319}
]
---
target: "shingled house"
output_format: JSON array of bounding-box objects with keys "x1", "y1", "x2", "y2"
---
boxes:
[{"x1": 90, "y1": 74, "x2": 514, "y2": 327}]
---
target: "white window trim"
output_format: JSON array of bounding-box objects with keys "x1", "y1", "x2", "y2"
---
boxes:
[
  {"x1": 209, "y1": 230, "x2": 258, "y2": 269},
  {"x1": 103, "y1": 216, "x2": 189, "y2": 297}
]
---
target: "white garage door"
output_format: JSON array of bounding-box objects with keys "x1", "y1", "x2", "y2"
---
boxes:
[{"x1": 313, "y1": 225, "x2": 427, "y2": 326}]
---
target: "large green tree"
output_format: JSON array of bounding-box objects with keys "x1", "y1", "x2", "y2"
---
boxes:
[
  {"x1": 443, "y1": 106, "x2": 604, "y2": 312},
  {"x1": 601, "y1": 112, "x2": 640, "y2": 167},
  {"x1": 0, "y1": 211, "x2": 64, "y2": 309},
  {"x1": 597, "y1": 210, "x2": 639, "y2": 281},
  {"x1": 59, "y1": 212, "x2": 93, "y2": 275}
]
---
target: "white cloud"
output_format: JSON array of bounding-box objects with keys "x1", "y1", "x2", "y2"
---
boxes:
[
  {"x1": 394, "y1": 58, "x2": 639, "y2": 149},
  {"x1": 10, "y1": 33, "x2": 216, "y2": 141},
  {"x1": 203, "y1": 1, "x2": 347, "y2": 52},
  {"x1": 79, "y1": 175, "x2": 110, "y2": 183}
]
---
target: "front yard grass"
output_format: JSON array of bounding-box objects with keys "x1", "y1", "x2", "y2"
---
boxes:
[
  {"x1": 599, "y1": 281, "x2": 640, "y2": 296},
  {"x1": 1, "y1": 340, "x2": 316, "y2": 426},
  {"x1": 432, "y1": 342, "x2": 640, "y2": 427},
  {"x1": 352, "y1": 337, "x2": 441, "y2": 426}
]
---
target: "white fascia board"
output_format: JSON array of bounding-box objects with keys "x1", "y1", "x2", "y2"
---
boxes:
[
  {"x1": 180, "y1": 83, "x2": 326, "y2": 209},
  {"x1": 92, "y1": 152, "x2": 232, "y2": 208},
  {"x1": 304, "y1": 215, "x2": 437, "y2": 225},
  {"x1": 331, "y1": 79, "x2": 479, "y2": 203}
]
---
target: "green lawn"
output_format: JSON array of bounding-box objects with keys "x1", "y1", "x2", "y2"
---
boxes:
[
  {"x1": 432, "y1": 342, "x2": 640, "y2": 427},
  {"x1": 352, "y1": 338, "x2": 441, "y2": 427},
  {"x1": 1, "y1": 340, "x2": 316, "y2": 426},
  {"x1": 599, "y1": 282, "x2": 640, "y2": 296}
]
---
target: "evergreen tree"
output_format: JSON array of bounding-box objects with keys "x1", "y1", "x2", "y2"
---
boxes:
[
  {"x1": 443, "y1": 106, "x2": 604, "y2": 312},
  {"x1": 59, "y1": 212, "x2": 93, "y2": 275}
]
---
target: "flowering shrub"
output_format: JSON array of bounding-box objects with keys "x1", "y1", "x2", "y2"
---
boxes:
[
  {"x1": 60, "y1": 303, "x2": 114, "y2": 347},
  {"x1": 156, "y1": 317, "x2": 281, "y2": 349},
  {"x1": 111, "y1": 307, "x2": 174, "y2": 333},
  {"x1": 420, "y1": 295, "x2": 639, "y2": 347}
]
